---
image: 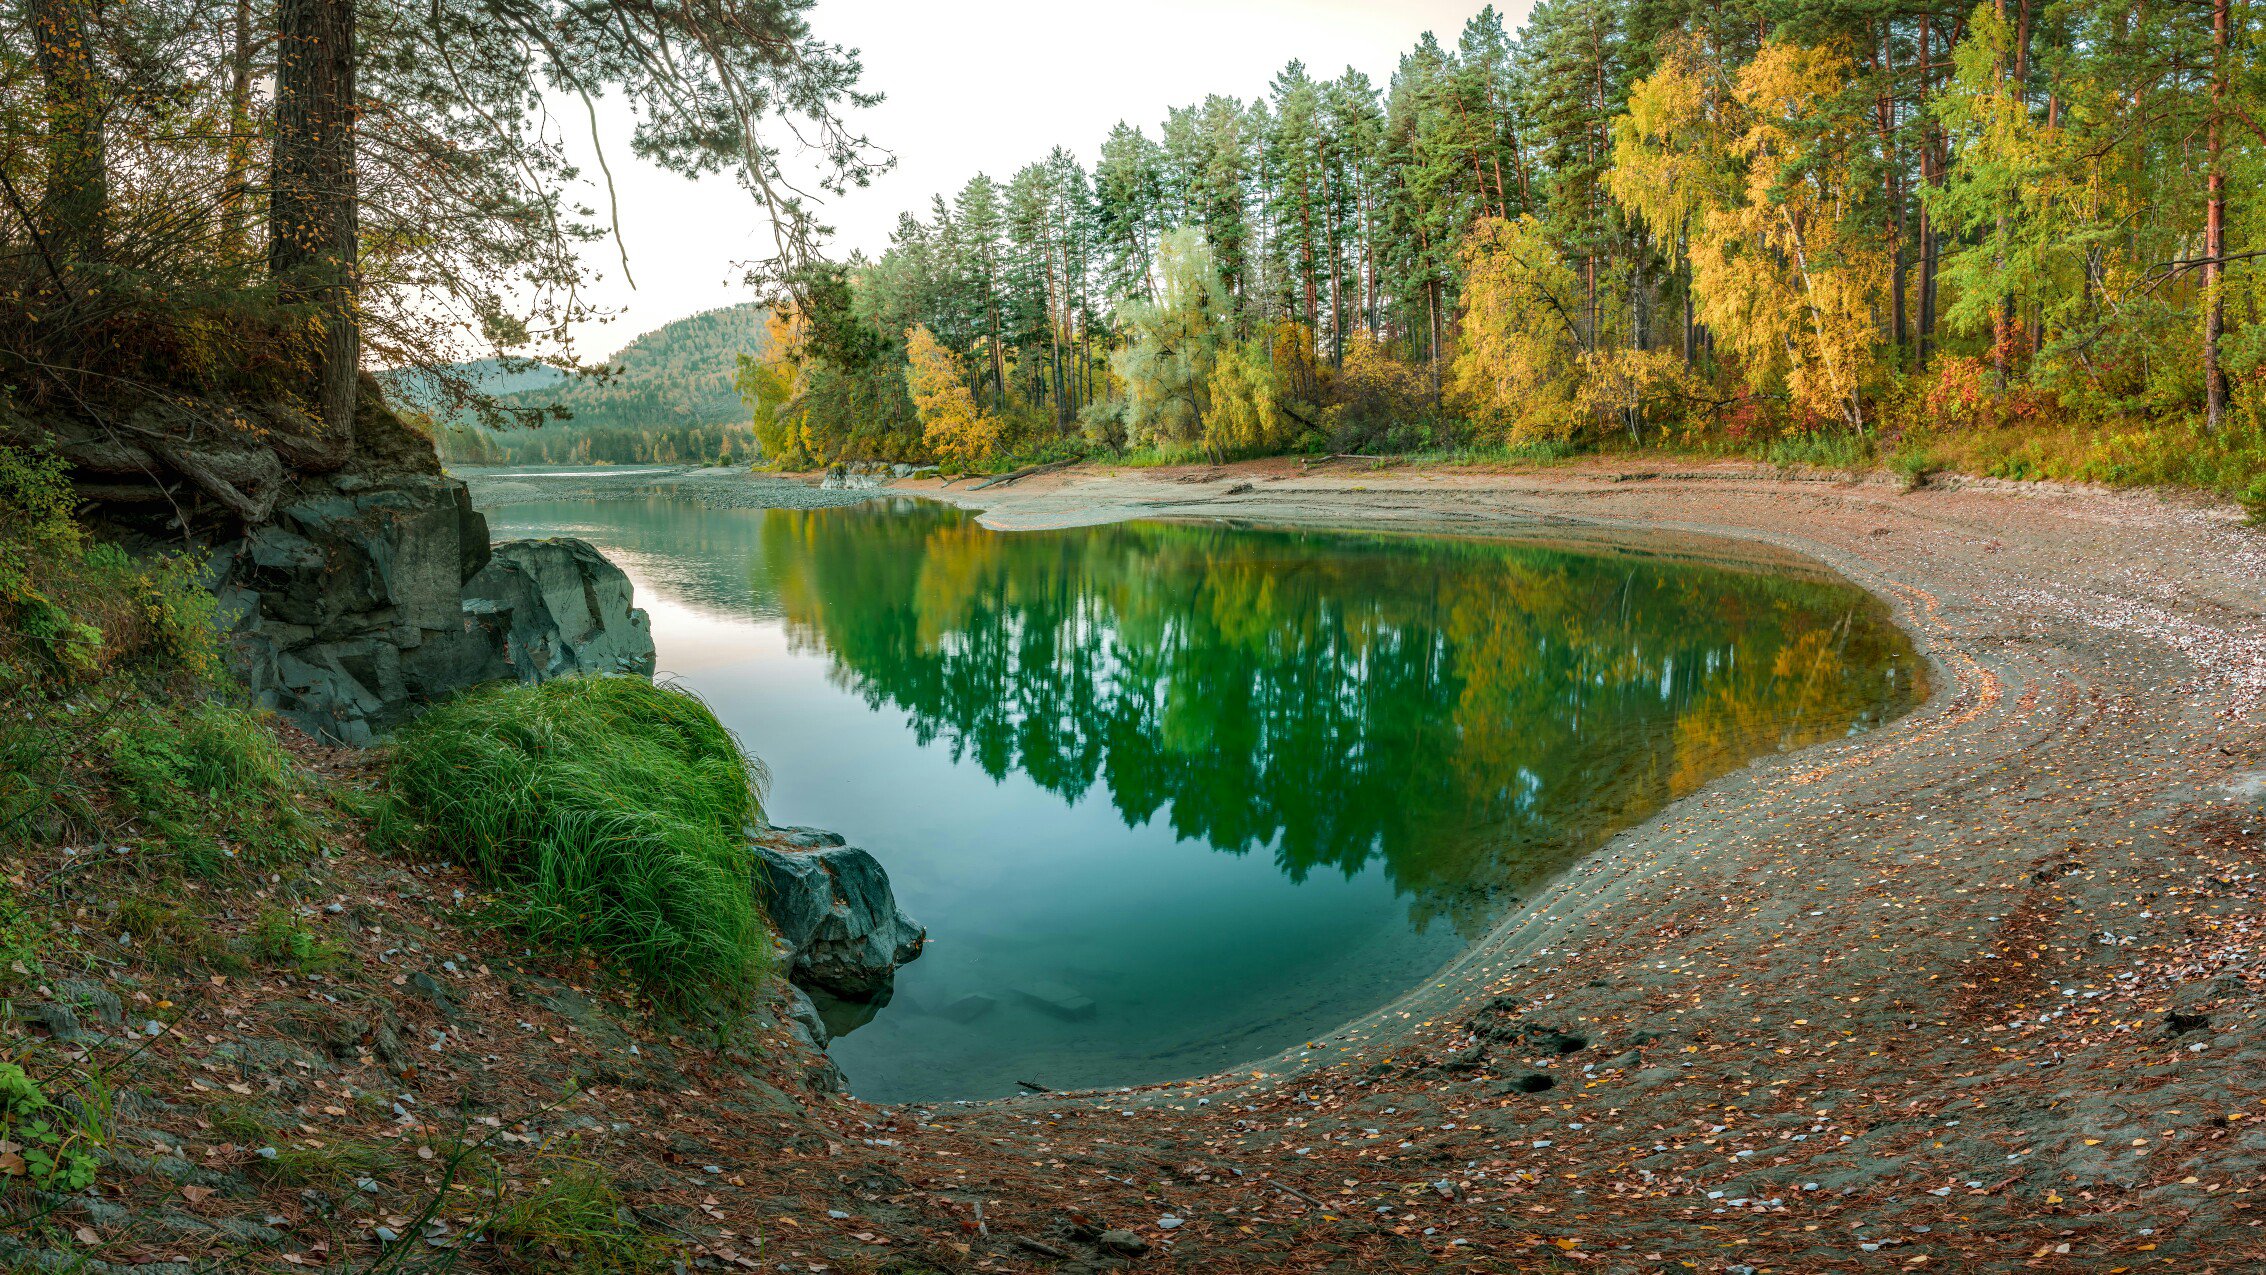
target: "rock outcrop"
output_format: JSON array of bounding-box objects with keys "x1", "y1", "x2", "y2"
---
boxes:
[
  {"x1": 24, "y1": 375, "x2": 655, "y2": 743},
  {"x1": 463, "y1": 538, "x2": 657, "y2": 684},
  {"x1": 76, "y1": 382, "x2": 659, "y2": 744},
  {"x1": 752, "y1": 826, "x2": 927, "y2": 1001},
  {"x1": 217, "y1": 479, "x2": 655, "y2": 743}
]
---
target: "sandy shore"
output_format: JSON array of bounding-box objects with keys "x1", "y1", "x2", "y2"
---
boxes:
[
  {"x1": 475, "y1": 458, "x2": 2266, "y2": 1270},
  {"x1": 809, "y1": 459, "x2": 2261, "y2": 1271}
]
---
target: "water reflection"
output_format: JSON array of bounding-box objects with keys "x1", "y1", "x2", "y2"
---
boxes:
[
  {"x1": 755, "y1": 502, "x2": 1923, "y2": 938},
  {"x1": 484, "y1": 494, "x2": 1924, "y2": 1100}
]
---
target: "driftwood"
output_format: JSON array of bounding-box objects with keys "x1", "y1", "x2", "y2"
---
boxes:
[
  {"x1": 1014, "y1": 1079, "x2": 1053, "y2": 1093},
  {"x1": 1299, "y1": 453, "x2": 1372, "y2": 467},
  {"x1": 1010, "y1": 1236, "x2": 1071, "y2": 1259},
  {"x1": 152, "y1": 441, "x2": 278, "y2": 523},
  {"x1": 5, "y1": 403, "x2": 290, "y2": 526},
  {"x1": 968, "y1": 457, "x2": 1079, "y2": 491}
]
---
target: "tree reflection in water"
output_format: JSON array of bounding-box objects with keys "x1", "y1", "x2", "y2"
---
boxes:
[{"x1": 755, "y1": 503, "x2": 1925, "y2": 938}]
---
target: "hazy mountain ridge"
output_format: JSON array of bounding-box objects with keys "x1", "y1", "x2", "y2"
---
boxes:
[{"x1": 415, "y1": 304, "x2": 771, "y2": 464}]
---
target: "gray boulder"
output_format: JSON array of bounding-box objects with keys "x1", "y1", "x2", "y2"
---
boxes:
[
  {"x1": 221, "y1": 487, "x2": 654, "y2": 744},
  {"x1": 753, "y1": 834, "x2": 925, "y2": 1000},
  {"x1": 462, "y1": 538, "x2": 657, "y2": 682},
  {"x1": 220, "y1": 473, "x2": 500, "y2": 744},
  {"x1": 783, "y1": 984, "x2": 831, "y2": 1049}
]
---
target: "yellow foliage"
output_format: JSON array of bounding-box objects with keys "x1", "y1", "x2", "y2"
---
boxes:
[
  {"x1": 1617, "y1": 39, "x2": 1888, "y2": 431},
  {"x1": 1337, "y1": 331, "x2": 1428, "y2": 422},
  {"x1": 1575, "y1": 348, "x2": 1698, "y2": 428},
  {"x1": 1267, "y1": 321, "x2": 1325, "y2": 404},
  {"x1": 904, "y1": 325, "x2": 1001, "y2": 471},
  {"x1": 1608, "y1": 38, "x2": 1735, "y2": 252},
  {"x1": 739, "y1": 307, "x2": 810, "y2": 465},
  {"x1": 1204, "y1": 342, "x2": 1288, "y2": 457},
  {"x1": 1450, "y1": 217, "x2": 1588, "y2": 441}
]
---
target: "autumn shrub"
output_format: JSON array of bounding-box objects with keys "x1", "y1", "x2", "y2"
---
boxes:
[
  {"x1": 1205, "y1": 340, "x2": 1291, "y2": 458},
  {"x1": 1323, "y1": 332, "x2": 1432, "y2": 450},
  {"x1": 379, "y1": 676, "x2": 771, "y2": 1005},
  {"x1": 904, "y1": 324, "x2": 1003, "y2": 471}
]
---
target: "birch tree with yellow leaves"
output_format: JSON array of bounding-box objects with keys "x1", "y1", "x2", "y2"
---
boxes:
[
  {"x1": 905, "y1": 325, "x2": 1003, "y2": 471},
  {"x1": 1615, "y1": 39, "x2": 1889, "y2": 432}
]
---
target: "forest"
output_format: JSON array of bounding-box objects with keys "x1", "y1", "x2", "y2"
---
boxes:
[
  {"x1": 417, "y1": 305, "x2": 769, "y2": 465},
  {"x1": 0, "y1": 0, "x2": 2256, "y2": 501},
  {"x1": 744, "y1": 1, "x2": 2265, "y2": 507},
  {"x1": 0, "y1": 0, "x2": 877, "y2": 535}
]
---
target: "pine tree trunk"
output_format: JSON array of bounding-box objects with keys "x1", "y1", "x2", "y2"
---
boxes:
[
  {"x1": 221, "y1": 0, "x2": 255, "y2": 256},
  {"x1": 1917, "y1": 13, "x2": 1938, "y2": 372},
  {"x1": 30, "y1": 0, "x2": 106, "y2": 264},
  {"x1": 2203, "y1": 0, "x2": 2229, "y2": 432},
  {"x1": 271, "y1": 0, "x2": 359, "y2": 442},
  {"x1": 1991, "y1": 0, "x2": 2017, "y2": 391},
  {"x1": 1879, "y1": 22, "x2": 1907, "y2": 358}
]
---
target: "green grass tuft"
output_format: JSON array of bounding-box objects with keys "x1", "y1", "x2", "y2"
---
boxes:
[
  {"x1": 249, "y1": 908, "x2": 347, "y2": 974},
  {"x1": 487, "y1": 1168, "x2": 670, "y2": 1275},
  {"x1": 100, "y1": 702, "x2": 322, "y2": 874},
  {"x1": 250, "y1": 1139, "x2": 388, "y2": 1187},
  {"x1": 380, "y1": 676, "x2": 770, "y2": 1005},
  {"x1": 1757, "y1": 430, "x2": 1875, "y2": 471},
  {"x1": 488, "y1": 1164, "x2": 674, "y2": 1273},
  {"x1": 1888, "y1": 445, "x2": 1942, "y2": 491}
]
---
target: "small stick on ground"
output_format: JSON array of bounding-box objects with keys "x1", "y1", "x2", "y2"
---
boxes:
[
  {"x1": 1016, "y1": 1079, "x2": 1053, "y2": 1093},
  {"x1": 1265, "y1": 1177, "x2": 1329, "y2": 1208},
  {"x1": 1010, "y1": 1234, "x2": 1071, "y2": 1259}
]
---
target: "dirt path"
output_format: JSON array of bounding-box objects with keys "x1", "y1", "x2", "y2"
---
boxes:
[{"x1": 798, "y1": 459, "x2": 2266, "y2": 1272}]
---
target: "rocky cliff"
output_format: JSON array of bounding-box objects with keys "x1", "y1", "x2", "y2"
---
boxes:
[{"x1": 18, "y1": 377, "x2": 654, "y2": 742}]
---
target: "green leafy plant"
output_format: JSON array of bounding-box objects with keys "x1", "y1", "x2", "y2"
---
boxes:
[
  {"x1": 0, "y1": 886, "x2": 44, "y2": 982},
  {"x1": 0, "y1": 1062, "x2": 102, "y2": 1193},
  {"x1": 249, "y1": 908, "x2": 347, "y2": 974},
  {"x1": 380, "y1": 676, "x2": 770, "y2": 1005}
]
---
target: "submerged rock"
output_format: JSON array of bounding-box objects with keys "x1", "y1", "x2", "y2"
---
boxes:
[
  {"x1": 1014, "y1": 979, "x2": 1098, "y2": 1021},
  {"x1": 753, "y1": 832, "x2": 926, "y2": 1001},
  {"x1": 939, "y1": 993, "x2": 998, "y2": 1024}
]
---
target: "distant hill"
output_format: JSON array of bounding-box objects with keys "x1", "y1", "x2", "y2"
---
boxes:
[
  {"x1": 412, "y1": 304, "x2": 771, "y2": 465},
  {"x1": 381, "y1": 358, "x2": 570, "y2": 415},
  {"x1": 500, "y1": 304, "x2": 767, "y2": 431}
]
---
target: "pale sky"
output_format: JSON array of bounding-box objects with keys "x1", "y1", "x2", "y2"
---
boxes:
[{"x1": 557, "y1": 0, "x2": 1518, "y2": 358}]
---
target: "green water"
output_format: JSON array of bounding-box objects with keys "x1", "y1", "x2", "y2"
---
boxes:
[{"x1": 484, "y1": 495, "x2": 1925, "y2": 1103}]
